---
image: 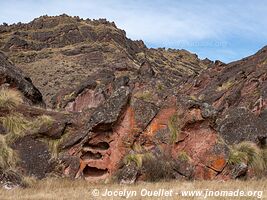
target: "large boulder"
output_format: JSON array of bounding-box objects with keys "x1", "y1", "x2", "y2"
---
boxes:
[
  {"x1": 0, "y1": 52, "x2": 44, "y2": 106},
  {"x1": 216, "y1": 107, "x2": 265, "y2": 144}
]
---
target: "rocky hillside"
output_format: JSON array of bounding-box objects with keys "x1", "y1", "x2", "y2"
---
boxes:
[
  {"x1": 0, "y1": 15, "x2": 266, "y2": 188},
  {"x1": 0, "y1": 14, "x2": 210, "y2": 107}
]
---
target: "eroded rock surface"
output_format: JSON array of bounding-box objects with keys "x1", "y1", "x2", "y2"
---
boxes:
[
  {"x1": 1, "y1": 15, "x2": 267, "y2": 185},
  {"x1": 0, "y1": 15, "x2": 209, "y2": 107}
]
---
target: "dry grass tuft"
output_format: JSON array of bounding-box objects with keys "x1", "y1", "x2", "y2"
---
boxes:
[
  {"x1": 0, "y1": 114, "x2": 30, "y2": 143},
  {"x1": 0, "y1": 89, "x2": 23, "y2": 110},
  {"x1": 34, "y1": 115, "x2": 54, "y2": 127},
  {"x1": 168, "y1": 114, "x2": 180, "y2": 143},
  {"x1": 142, "y1": 154, "x2": 174, "y2": 182},
  {"x1": 0, "y1": 113, "x2": 55, "y2": 144},
  {"x1": 216, "y1": 80, "x2": 234, "y2": 92},
  {"x1": 229, "y1": 141, "x2": 267, "y2": 175},
  {"x1": 0, "y1": 135, "x2": 18, "y2": 169},
  {"x1": 177, "y1": 151, "x2": 191, "y2": 162}
]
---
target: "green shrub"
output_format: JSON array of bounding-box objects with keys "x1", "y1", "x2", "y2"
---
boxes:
[{"x1": 124, "y1": 153, "x2": 144, "y2": 169}]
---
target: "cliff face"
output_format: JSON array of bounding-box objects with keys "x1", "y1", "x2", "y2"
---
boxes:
[{"x1": 0, "y1": 15, "x2": 266, "y2": 187}]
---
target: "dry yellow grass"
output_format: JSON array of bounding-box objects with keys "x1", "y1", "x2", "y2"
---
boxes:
[
  {"x1": 0, "y1": 88, "x2": 23, "y2": 110},
  {"x1": 0, "y1": 178, "x2": 266, "y2": 200}
]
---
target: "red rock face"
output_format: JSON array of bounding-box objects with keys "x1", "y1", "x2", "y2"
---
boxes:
[
  {"x1": 144, "y1": 107, "x2": 177, "y2": 137},
  {"x1": 173, "y1": 123, "x2": 227, "y2": 179},
  {"x1": 75, "y1": 106, "x2": 136, "y2": 181},
  {"x1": 2, "y1": 15, "x2": 267, "y2": 184}
]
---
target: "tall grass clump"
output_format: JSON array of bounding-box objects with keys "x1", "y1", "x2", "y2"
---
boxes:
[
  {"x1": 228, "y1": 141, "x2": 267, "y2": 175},
  {"x1": 0, "y1": 135, "x2": 18, "y2": 169},
  {"x1": 0, "y1": 88, "x2": 23, "y2": 110},
  {"x1": 0, "y1": 114, "x2": 55, "y2": 144},
  {"x1": 168, "y1": 114, "x2": 180, "y2": 143},
  {"x1": 0, "y1": 113, "x2": 30, "y2": 144}
]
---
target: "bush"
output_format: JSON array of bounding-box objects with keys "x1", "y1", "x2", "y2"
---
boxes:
[
  {"x1": 142, "y1": 152, "x2": 174, "y2": 182},
  {"x1": 0, "y1": 89, "x2": 23, "y2": 110}
]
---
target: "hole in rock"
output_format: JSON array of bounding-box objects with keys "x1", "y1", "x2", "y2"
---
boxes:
[
  {"x1": 83, "y1": 166, "x2": 108, "y2": 177},
  {"x1": 83, "y1": 142, "x2": 110, "y2": 150},
  {"x1": 81, "y1": 152, "x2": 102, "y2": 160}
]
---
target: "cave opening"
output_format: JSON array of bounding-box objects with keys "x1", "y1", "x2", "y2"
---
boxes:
[
  {"x1": 83, "y1": 142, "x2": 110, "y2": 150},
  {"x1": 81, "y1": 151, "x2": 102, "y2": 160},
  {"x1": 83, "y1": 166, "x2": 108, "y2": 177}
]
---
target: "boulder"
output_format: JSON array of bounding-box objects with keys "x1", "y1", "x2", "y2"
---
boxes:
[
  {"x1": 12, "y1": 136, "x2": 52, "y2": 179},
  {"x1": 216, "y1": 107, "x2": 265, "y2": 144},
  {"x1": 0, "y1": 52, "x2": 44, "y2": 106}
]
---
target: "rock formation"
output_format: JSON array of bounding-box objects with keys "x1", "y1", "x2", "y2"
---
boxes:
[{"x1": 0, "y1": 15, "x2": 266, "y2": 187}]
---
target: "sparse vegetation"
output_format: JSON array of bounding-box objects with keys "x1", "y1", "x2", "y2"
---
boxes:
[
  {"x1": 156, "y1": 83, "x2": 164, "y2": 91},
  {"x1": 0, "y1": 135, "x2": 18, "y2": 169},
  {"x1": 132, "y1": 143, "x2": 144, "y2": 153},
  {"x1": 124, "y1": 153, "x2": 143, "y2": 168},
  {"x1": 177, "y1": 151, "x2": 190, "y2": 162},
  {"x1": 0, "y1": 113, "x2": 54, "y2": 144},
  {"x1": 168, "y1": 114, "x2": 180, "y2": 143},
  {"x1": 0, "y1": 88, "x2": 23, "y2": 110},
  {"x1": 63, "y1": 92, "x2": 75, "y2": 102},
  {"x1": 33, "y1": 115, "x2": 54, "y2": 129},
  {"x1": 189, "y1": 95, "x2": 198, "y2": 101},
  {"x1": 0, "y1": 114, "x2": 31, "y2": 144},
  {"x1": 216, "y1": 80, "x2": 234, "y2": 92},
  {"x1": 228, "y1": 141, "x2": 267, "y2": 175},
  {"x1": 21, "y1": 175, "x2": 38, "y2": 187},
  {"x1": 120, "y1": 148, "x2": 175, "y2": 182},
  {"x1": 142, "y1": 153, "x2": 174, "y2": 182},
  {"x1": 46, "y1": 139, "x2": 61, "y2": 159},
  {"x1": 134, "y1": 90, "x2": 153, "y2": 101},
  {"x1": 198, "y1": 94, "x2": 205, "y2": 101},
  {"x1": 43, "y1": 128, "x2": 70, "y2": 159}
]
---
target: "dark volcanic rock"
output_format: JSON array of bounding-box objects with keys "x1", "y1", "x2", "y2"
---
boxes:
[
  {"x1": 131, "y1": 98, "x2": 159, "y2": 131},
  {"x1": 87, "y1": 86, "x2": 130, "y2": 131},
  {"x1": 0, "y1": 52, "x2": 44, "y2": 105},
  {"x1": 216, "y1": 107, "x2": 265, "y2": 144},
  {"x1": 38, "y1": 119, "x2": 69, "y2": 139},
  {"x1": 116, "y1": 162, "x2": 139, "y2": 184},
  {"x1": 12, "y1": 136, "x2": 52, "y2": 179}
]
